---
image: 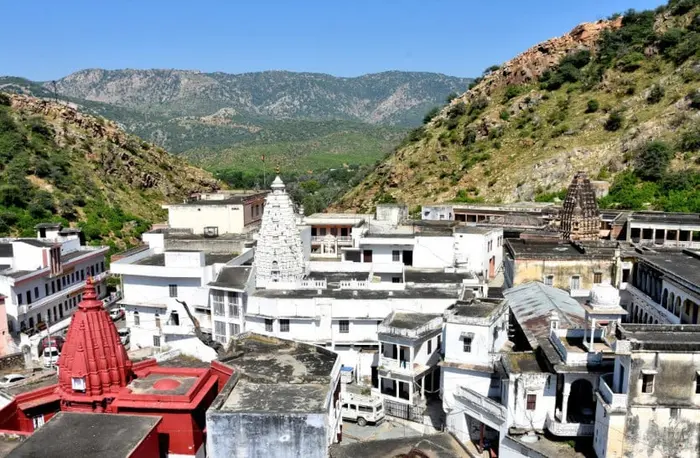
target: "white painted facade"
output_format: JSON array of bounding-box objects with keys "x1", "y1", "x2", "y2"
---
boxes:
[
  {"x1": 454, "y1": 227, "x2": 503, "y2": 279},
  {"x1": 0, "y1": 228, "x2": 108, "y2": 343}
]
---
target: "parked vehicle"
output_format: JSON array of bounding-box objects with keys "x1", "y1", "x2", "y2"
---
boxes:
[
  {"x1": 43, "y1": 346, "x2": 60, "y2": 368},
  {"x1": 0, "y1": 374, "x2": 26, "y2": 387},
  {"x1": 38, "y1": 336, "x2": 65, "y2": 357},
  {"x1": 117, "y1": 328, "x2": 130, "y2": 346},
  {"x1": 341, "y1": 391, "x2": 384, "y2": 426},
  {"x1": 110, "y1": 308, "x2": 125, "y2": 321}
]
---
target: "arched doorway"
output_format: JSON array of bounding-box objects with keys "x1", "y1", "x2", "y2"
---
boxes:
[
  {"x1": 675, "y1": 297, "x2": 682, "y2": 317},
  {"x1": 568, "y1": 379, "x2": 595, "y2": 423},
  {"x1": 662, "y1": 289, "x2": 668, "y2": 309},
  {"x1": 670, "y1": 293, "x2": 676, "y2": 311}
]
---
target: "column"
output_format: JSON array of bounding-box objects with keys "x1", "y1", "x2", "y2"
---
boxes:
[
  {"x1": 395, "y1": 380, "x2": 399, "y2": 399},
  {"x1": 421, "y1": 375, "x2": 425, "y2": 398},
  {"x1": 561, "y1": 381, "x2": 570, "y2": 423},
  {"x1": 589, "y1": 318, "x2": 596, "y2": 351},
  {"x1": 651, "y1": 229, "x2": 656, "y2": 242}
]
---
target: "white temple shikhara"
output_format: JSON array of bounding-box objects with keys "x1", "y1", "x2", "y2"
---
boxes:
[{"x1": 254, "y1": 175, "x2": 306, "y2": 288}]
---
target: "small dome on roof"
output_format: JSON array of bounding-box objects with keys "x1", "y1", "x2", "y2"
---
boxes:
[{"x1": 589, "y1": 283, "x2": 620, "y2": 308}]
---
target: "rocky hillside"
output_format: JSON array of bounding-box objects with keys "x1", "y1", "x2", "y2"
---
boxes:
[
  {"x1": 335, "y1": 1, "x2": 700, "y2": 213},
  {"x1": 0, "y1": 93, "x2": 220, "y2": 249}
]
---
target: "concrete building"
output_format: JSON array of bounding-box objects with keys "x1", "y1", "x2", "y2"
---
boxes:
[
  {"x1": 163, "y1": 190, "x2": 268, "y2": 236},
  {"x1": 376, "y1": 311, "x2": 442, "y2": 407},
  {"x1": 0, "y1": 223, "x2": 108, "y2": 341},
  {"x1": 624, "y1": 212, "x2": 700, "y2": 248},
  {"x1": 111, "y1": 247, "x2": 238, "y2": 359},
  {"x1": 329, "y1": 433, "x2": 468, "y2": 458},
  {"x1": 504, "y1": 239, "x2": 619, "y2": 296},
  {"x1": 455, "y1": 226, "x2": 503, "y2": 280},
  {"x1": 594, "y1": 324, "x2": 700, "y2": 458},
  {"x1": 206, "y1": 333, "x2": 342, "y2": 458},
  {"x1": 623, "y1": 249, "x2": 700, "y2": 325},
  {"x1": 304, "y1": 213, "x2": 366, "y2": 259}
]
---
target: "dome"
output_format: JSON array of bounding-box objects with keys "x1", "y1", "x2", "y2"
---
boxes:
[{"x1": 589, "y1": 283, "x2": 620, "y2": 308}]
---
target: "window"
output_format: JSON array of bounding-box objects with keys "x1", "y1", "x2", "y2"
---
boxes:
[
  {"x1": 32, "y1": 415, "x2": 44, "y2": 429},
  {"x1": 80, "y1": 269, "x2": 85, "y2": 281},
  {"x1": 101, "y1": 262, "x2": 105, "y2": 273},
  {"x1": 229, "y1": 323, "x2": 240, "y2": 336},
  {"x1": 427, "y1": 339, "x2": 432, "y2": 354},
  {"x1": 339, "y1": 320, "x2": 349, "y2": 334},
  {"x1": 169, "y1": 311, "x2": 180, "y2": 326},
  {"x1": 51, "y1": 281, "x2": 55, "y2": 294},
  {"x1": 358, "y1": 405, "x2": 373, "y2": 413},
  {"x1": 168, "y1": 284, "x2": 178, "y2": 298},
  {"x1": 26, "y1": 291, "x2": 31, "y2": 305},
  {"x1": 212, "y1": 291, "x2": 225, "y2": 316},
  {"x1": 570, "y1": 275, "x2": 580, "y2": 291},
  {"x1": 526, "y1": 394, "x2": 537, "y2": 410},
  {"x1": 17, "y1": 294, "x2": 22, "y2": 306},
  {"x1": 544, "y1": 275, "x2": 554, "y2": 286},
  {"x1": 670, "y1": 408, "x2": 680, "y2": 419},
  {"x1": 594, "y1": 272, "x2": 603, "y2": 284},
  {"x1": 34, "y1": 287, "x2": 39, "y2": 298},
  {"x1": 463, "y1": 337, "x2": 472, "y2": 353},
  {"x1": 265, "y1": 319, "x2": 273, "y2": 332},
  {"x1": 153, "y1": 335, "x2": 161, "y2": 347},
  {"x1": 280, "y1": 319, "x2": 290, "y2": 333},
  {"x1": 696, "y1": 373, "x2": 700, "y2": 394},
  {"x1": 214, "y1": 321, "x2": 226, "y2": 338},
  {"x1": 72, "y1": 377, "x2": 86, "y2": 392},
  {"x1": 642, "y1": 374, "x2": 655, "y2": 394},
  {"x1": 45, "y1": 284, "x2": 49, "y2": 296},
  {"x1": 437, "y1": 335, "x2": 442, "y2": 352},
  {"x1": 229, "y1": 304, "x2": 240, "y2": 318},
  {"x1": 392, "y1": 250, "x2": 400, "y2": 262},
  {"x1": 155, "y1": 314, "x2": 161, "y2": 329}
]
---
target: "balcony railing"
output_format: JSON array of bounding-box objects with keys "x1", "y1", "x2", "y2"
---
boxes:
[
  {"x1": 378, "y1": 316, "x2": 442, "y2": 339},
  {"x1": 545, "y1": 412, "x2": 594, "y2": 437},
  {"x1": 22, "y1": 271, "x2": 110, "y2": 314},
  {"x1": 598, "y1": 373, "x2": 627, "y2": 410},
  {"x1": 379, "y1": 356, "x2": 415, "y2": 375},
  {"x1": 311, "y1": 235, "x2": 352, "y2": 244},
  {"x1": 454, "y1": 386, "x2": 506, "y2": 425}
]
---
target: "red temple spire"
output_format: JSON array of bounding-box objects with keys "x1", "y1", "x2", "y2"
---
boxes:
[{"x1": 56, "y1": 277, "x2": 133, "y2": 411}]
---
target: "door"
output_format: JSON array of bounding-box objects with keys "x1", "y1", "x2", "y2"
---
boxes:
[
  {"x1": 489, "y1": 257, "x2": 495, "y2": 279},
  {"x1": 371, "y1": 366, "x2": 379, "y2": 388},
  {"x1": 363, "y1": 250, "x2": 373, "y2": 263},
  {"x1": 402, "y1": 250, "x2": 413, "y2": 266}
]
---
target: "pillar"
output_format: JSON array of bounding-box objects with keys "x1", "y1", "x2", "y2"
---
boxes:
[
  {"x1": 395, "y1": 379, "x2": 399, "y2": 399},
  {"x1": 589, "y1": 318, "x2": 596, "y2": 352},
  {"x1": 561, "y1": 381, "x2": 570, "y2": 423},
  {"x1": 421, "y1": 375, "x2": 425, "y2": 398},
  {"x1": 651, "y1": 229, "x2": 656, "y2": 242}
]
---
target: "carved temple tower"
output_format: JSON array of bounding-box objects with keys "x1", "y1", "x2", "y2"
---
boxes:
[
  {"x1": 560, "y1": 171, "x2": 601, "y2": 241},
  {"x1": 255, "y1": 176, "x2": 306, "y2": 288}
]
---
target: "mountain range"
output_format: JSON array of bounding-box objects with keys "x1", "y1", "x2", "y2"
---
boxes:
[{"x1": 0, "y1": 70, "x2": 471, "y2": 174}]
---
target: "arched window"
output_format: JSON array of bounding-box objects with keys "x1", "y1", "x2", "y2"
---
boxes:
[
  {"x1": 661, "y1": 289, "x2": 668, "y2": 309},
  {"x1": 669, "y1": 293, "x2": 676, "y2": 311},
  {"x1": 155, "y1": 313, "x2": 161, "y2": 329},
  {"x1": 133, "y1": 311, "x2": 140, "y2": 326}
]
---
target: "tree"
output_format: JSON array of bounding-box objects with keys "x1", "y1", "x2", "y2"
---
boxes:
[
  {"x1": 647, "y1": 84, "x2": 665, "y2": 104},
  {"x1": 445, "y1": 92, "x2": 459, "y2": 104},
  {"x1": 586, "y1": 99, "x2": 600, "y2": 113},
  {"x1": 604, "y1": 111, "x2": 624, "y2": 131},
  {"x1": 635, "y1": 140, "x2": 673, "y2": 181}
]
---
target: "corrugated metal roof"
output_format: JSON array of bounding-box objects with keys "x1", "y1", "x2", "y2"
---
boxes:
[{"x1": 504, "y1": 282, "x2": 585, "y2": 347}]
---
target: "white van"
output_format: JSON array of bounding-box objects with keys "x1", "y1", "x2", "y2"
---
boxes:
[
  {"x1": 341, "y1": 392, "x2": 384, "y2": 426},
  {"x1": 43, "y1": 346, "x2": 60, "y2": 368}
]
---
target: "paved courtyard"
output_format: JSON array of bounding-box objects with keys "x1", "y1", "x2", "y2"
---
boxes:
[{"x1": 342, "y1": 419, "x2": 424, "y2": 444}]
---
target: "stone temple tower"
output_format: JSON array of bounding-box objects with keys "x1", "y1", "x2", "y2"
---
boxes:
[
  {"x1": 560, "y1": 171, "x2": 600, "y2": 241},
  {"x1": 255, "y1": 175, "x2": 305, "y2": 288}
]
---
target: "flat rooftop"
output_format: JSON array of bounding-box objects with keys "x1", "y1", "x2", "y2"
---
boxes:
[
  {"x1": 168, "y1": 191, "x2": 267, "y2": 206},
  {"x1": 329, "y1": 433, "x2": 468, "y2": 458},
  {"x1": 454, "y1": 225, "x2": 500, "y2": 234},
  {"x1": 502, "y1": 352, "x2": 548, "y2": 374},
  {"x1": 6, "y1": 412, "x2": 160, "y2": 458},
  {"x1": 449, "y1": 298, "x2": 504, "y2": 319},
  {"x1": 404, "y1": 269, "x2": 476, "y2": 284},
  {"x1": 217, "y1": 334, "x2": 337, "y2": 413},
  {"x1": 134, "y1": 252, "x2": 235, "y2": 266},
  {"x1": 385, "y1": 312, "x2": 441, "y2": 330},
  {"x1": 638, "y1": 250, "x2": 700, "y2": 289},
  {"x1": 252, "y1": 286, "x2": 461, "y2": 300},
  {"x1": 617, "y1": 324, "x2": 700, "y2": 351},
  {"x1": 629, "y1": 211, "x2": 700, "y2": 225},
  {"x1": 127, "y1": 373, "x2": 199, "y2": 396},
  {"x1": 506, "y1": 239, "x2": 617, "y2": 259}
]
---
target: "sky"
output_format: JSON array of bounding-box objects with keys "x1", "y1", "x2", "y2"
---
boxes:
[{"x1": 0, "y1": 0, "x2": 667, "y2": 81}]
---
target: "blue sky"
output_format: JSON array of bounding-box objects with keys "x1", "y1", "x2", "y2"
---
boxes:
[{"x1": 1, "y1": 0, "x2": 666, "y2": 81}]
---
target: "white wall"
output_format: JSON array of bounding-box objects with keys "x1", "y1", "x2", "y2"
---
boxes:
[
  {"x1": 413, "y1": 237, "x2": 454, "y2": 268},
  {"x1": 504, "y1": 373, "x2": 556, "y2": 430},
  {"x1": 166, "y1": 204, "x2": 245, "y2": 234}
]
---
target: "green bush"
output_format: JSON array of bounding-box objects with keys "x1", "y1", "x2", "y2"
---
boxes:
[
  {"x1": 689, "y1": 89, "x2": 700, "y2": 109},
  {"x1": 604, "y1": 111, "x2": 624, "y2": 131},
  {"x1": 483, "y1": 65, "x2": 501, "y2": 75},
  {"x1": 647, "y1": 84, "x2": 665, "y2": 104},
  {"x1": 596, "y1": 10, "x2": 656, "y2": 68},
  {"x1": 679, "y1": 125, "x2": 700, "y2": 151},
  {"x1": 462, "y1": 128, "x2": 477, "y2": 146},
  {"x1": 503, "y1": 85, "x2": 524, "y2": 101},
  {"x1": 422, "y1": 107, "x2": 440, "y2": 124},
  {"x1": 586, "y1": 99, "x2": 600, "y2": 113},
  {"x1": 0, "y1": 93, "x2": 10, "y2": 106},
  {"x1": 668, "y1": 0, "x2": 700, "y2": 15},
  {"x1": 500, "y1": 110, "x2": 510, "y2": 121},
  {"x1": 445, "y1": 92, "x2": 459, "y2": 104},
  {"x1": 617, "y1": 52, "x2": 645, "y2": 72},
  {"x1": 447, "y1": 102, "x2": 467, "y2": 119},
  {"x1": 635, "y1": 140, "x2": 673, "y2": 180}
]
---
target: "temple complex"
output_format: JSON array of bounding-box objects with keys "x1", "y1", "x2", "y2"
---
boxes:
[{"x1": 560, "y1": 171, "x2": 601, "y2": 241}]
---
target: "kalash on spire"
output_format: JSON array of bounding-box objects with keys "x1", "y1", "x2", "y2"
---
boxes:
[{"x1": 254, "y1": 175, "x2": 306, "y2": 288}]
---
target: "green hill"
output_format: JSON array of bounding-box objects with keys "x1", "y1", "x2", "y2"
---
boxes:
[
  {"x1": 0, "y1": 93, "x2": 220, "y2": 251},
  {"x1": 334, "y1": 1, "x2": 700, "y2": 213}
]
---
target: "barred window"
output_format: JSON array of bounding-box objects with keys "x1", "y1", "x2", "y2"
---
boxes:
[
  {"x1": 214, "y1": 321, "x2": 226, "y2": 339},
  {"x1": 229, "y1": 323, "x2": 240, "y2": 336},
  {"x1": 280, "y1": 319, "x2": 290, "y2": 333},
  {"x1": 265, "y1": 319, "x2": 273, "y2": 332},
  {"x1": 339, "y1": 320, "x2": 349, "y2": 333}
]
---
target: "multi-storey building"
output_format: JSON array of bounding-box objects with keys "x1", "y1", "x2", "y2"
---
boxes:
[
  {"x1": 0, "y1": 223, "x2": 108, "y2": 341},
  {"x1": 594, "y1": 324, "x2": 700, "y2": 458}
]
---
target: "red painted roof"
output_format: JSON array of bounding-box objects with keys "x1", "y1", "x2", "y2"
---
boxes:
[{"x1": 56, "y1": 277, "x2": 133, "y2": 404}]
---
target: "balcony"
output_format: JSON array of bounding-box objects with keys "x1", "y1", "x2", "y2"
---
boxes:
[
  {"x1": 598, "y1": 373, "x2": 627, "y2": 411},
  {"x1": 454, "y1": 386, "x2": 506, "y2": 429},
  {"x1": 379, "y1": 356, "x2": 415, "y2": 375},
  {"x1": 311, "y1": 235, "x2": 352, "y2": 245},
  {"x1": 545, "y1": 412, "x2": 594, "y2": 437}
]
